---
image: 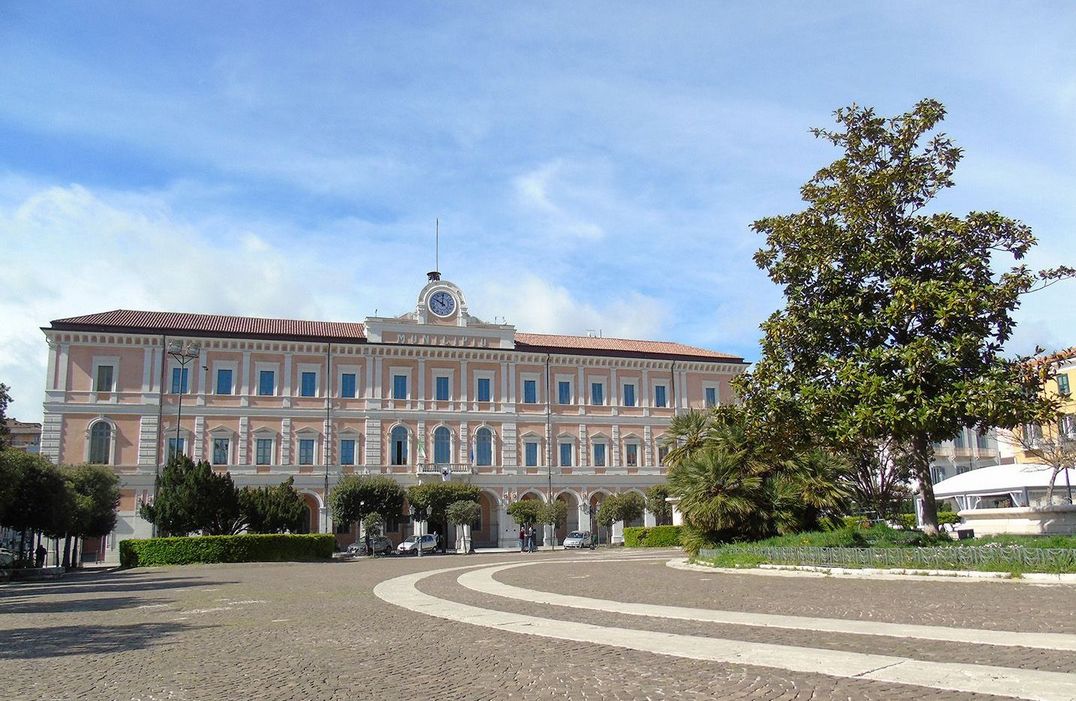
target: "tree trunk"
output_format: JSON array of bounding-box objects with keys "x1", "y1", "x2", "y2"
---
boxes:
[
  {"x1": 911, "y1": 435, "x2": 939, "y2": 536},
  {"x1": 1046, "y1": 467, "x2": 1059, "y2": 505},
  {"x1": 71, "y1": 538, "x2": 79, "y2": 569},
  {"x1": 17, "y1": 529, "x2": 26, "y2": 567},
  {"x1": 62, "y1": 536, "x2": 71, "y2": 569}
]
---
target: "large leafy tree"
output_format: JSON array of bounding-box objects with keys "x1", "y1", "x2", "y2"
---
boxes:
[
  {"x1": 0, "y1": 450, "x2": 70, "y2": 562},
  {"x1": 329, "y1": 475, "x2": 406, "y2": 528},
  {"x1": 406, "y1": 481, "x2": 480, "y2": 544},
  {"x1": 739, "y1": 99, "x2": 1069, "y2": 534},
  {"x1": 506, "y1": 499, "x2": 543, "y2": 527},
  {"x1": 240, "y1": 477, "x2": 306, "y2": 534},
  {"x1": 644, "y1": 484, "x2": 672, "y2": 525},
  {"x1": 140, "y1": 456, "x2": 245, "y2": 536}
]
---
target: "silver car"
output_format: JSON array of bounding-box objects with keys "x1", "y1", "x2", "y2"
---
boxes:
[
  {"x1": 562, "y1": 531, "x2": 593, "y2": 549},
  {"x1": 396, "y1": 534, "x2": 438, "y2": 555},
  {"x1": 347, "y1": 535, "x2": 393, "y2": 556}
]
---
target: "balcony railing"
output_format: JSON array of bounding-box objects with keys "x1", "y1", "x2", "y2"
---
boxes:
[{"x1": 416, "y1": 463, "x2": 475, "y2": 475}]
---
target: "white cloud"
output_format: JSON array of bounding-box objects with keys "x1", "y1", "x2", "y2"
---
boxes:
[
  {"x1": 469, "y1": 275, "x2": 667, "y2": 340},
  {"x1": 512, "y1": 161, "x2": 606, "y2": 242},
  {"x1": 0, "y1": 183, "x2": 341, "y2": 422}
]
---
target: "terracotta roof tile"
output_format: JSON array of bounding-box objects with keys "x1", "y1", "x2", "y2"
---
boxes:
[
  {"x1": 48, "y1": 309, "x2": 742, "y2": 362},
  {"x1": 50, "y1": 309, "x2": 367, "y2": 342},
  {"x1": 514, "y1": 332, "x2": 743, "y2": 362}
]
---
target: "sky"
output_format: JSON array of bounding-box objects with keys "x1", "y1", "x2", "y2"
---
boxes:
[{"x1": 2, "y1": 2, "x2": 1075, "y2": 424}]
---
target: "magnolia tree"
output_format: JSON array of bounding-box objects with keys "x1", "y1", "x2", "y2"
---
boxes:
[{"x1": 738, "y1": 99, "x2": 1070, "y2": 534}]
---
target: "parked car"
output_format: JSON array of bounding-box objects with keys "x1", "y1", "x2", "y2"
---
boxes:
[
  {"x1": 346, "y1": 535, "x2": 393, "y2": 556},
  {"x1": 562, "y1": 531, "x2": 593, "y2": 549},
  {"x1": 396, "y1": 533, "x2": 438, "y2": 555}
]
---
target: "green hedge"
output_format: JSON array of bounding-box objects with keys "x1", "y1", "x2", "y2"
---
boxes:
[
  {"x1": 624, "y1": 525, "x2": 682, "y2": 548},
  {"x1": 120, "y1": 534, "x2": 335, "y2": 568}
]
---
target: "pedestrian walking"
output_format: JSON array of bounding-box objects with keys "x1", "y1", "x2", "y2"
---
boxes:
[{"x1": 519, "y1": 526, "x2": 526, "y2": 552}]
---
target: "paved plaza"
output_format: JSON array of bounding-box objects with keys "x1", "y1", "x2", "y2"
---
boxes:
[{"x1": 2, "y1": 550, "x2": 1075, "y2": 700}]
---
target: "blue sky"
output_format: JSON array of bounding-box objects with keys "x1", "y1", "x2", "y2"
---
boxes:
[{"x1": 3, "y1": 2, "x2": 1075, "y2": 423}]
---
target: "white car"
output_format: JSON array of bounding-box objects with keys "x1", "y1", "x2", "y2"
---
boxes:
[
  {"x1": 396, "y1": 534, "x2": 438, "y2": 555},
  {"x1": 562, "y1": 531, "x2": 593, "y2": 549}
]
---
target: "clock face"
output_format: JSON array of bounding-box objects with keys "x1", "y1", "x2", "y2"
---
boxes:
[{"x1": 428, "y1": 290, "x2": 456, "y2": 317}]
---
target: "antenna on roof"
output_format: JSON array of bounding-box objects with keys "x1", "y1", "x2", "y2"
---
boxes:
[{"x1": 427, "y1": 218, "x2": 442, "y2": 282}]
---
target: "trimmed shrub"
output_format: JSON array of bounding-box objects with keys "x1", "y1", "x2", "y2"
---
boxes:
[
  {"x1": 120, "y1": 533, "x2": 335, "y2": 568},
  {"x1": 938, "y1": 511, "x2": 961, "y2": 526},
  {"x1": 898, "y1": 514, "x2": 917, "y2": 530},
  {"x1": 841, "y1": 515, "x2": 869, "y2": 530},
  {"x1": 624, "y1": 525, "x2": 682, "y2": 548}
]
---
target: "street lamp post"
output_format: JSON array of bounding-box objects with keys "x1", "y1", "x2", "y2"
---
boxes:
[
  {"x1": 152, "y1": 341, "x2": 199, "y2": 538},
  {"x1": 167, "y1": 341, "x2": 201, "y2": 463}
]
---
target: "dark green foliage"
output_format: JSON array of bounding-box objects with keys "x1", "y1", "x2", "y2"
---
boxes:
[
  {"x1": 446, "y1": 499, "x2": 481, "y2": 527},
  {"x1": 120, "y1": 534, "x2": 335, "y2": 568},
  {"x1": 63, "y1": 464, "x2": 121, "y2": 539},
  {"x1": 623, "y1": 525, "x2": 682, "y2": 548},
  {"x1": 506, "y1": 499, "x2": 543, "y2": 526},
  {"x1": 644, "y1": 484, "x2": 672, "y2": 524},
  {"x1": 539, "y1": 499, "x2": 567, "y2": 528},
  {"x1": 139, "y1": 456, "x2": 244, "y2": 536},
  {"x1": 329, "y1": 475, "x2": 406, "y2": 527},
  {"x1": 739, "y1": 99, "x2": 1072, "y2": 533},
  {"x1": 407, "y1": 482, "x2": 480, "y2": 538},
  {"x1": 0, "y1": 449, "x2": 71, "y2": 537},
  {"x1": 240, "y1": 477, "x2": 306, "y2": 534},
  {"x1": 0, "y1": 383, "x2": 11, "y2": 450},
  {"x1": 594, "y1": 492, "x2": 646, "y2": 529}
]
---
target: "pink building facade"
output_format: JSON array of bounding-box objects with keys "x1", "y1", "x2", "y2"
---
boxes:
[{"x1": 41, "y1": 275, "x2": 746, "y2": 561}]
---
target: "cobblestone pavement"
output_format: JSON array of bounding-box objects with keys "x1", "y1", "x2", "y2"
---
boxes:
[{"x1": 1, "y1": 549, "x2": 1072, "y2": 701}]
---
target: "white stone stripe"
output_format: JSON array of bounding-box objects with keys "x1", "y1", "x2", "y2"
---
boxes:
[
  {"x1": 458, "y1": 561, "x2": 1076, "y2": 652},
  {"x1": 373, "y1": 563, "x2": 1076, "y2": 701}
]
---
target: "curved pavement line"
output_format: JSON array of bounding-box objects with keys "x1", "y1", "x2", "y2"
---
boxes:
[
  {"x1": 374, "y1": 562, "x2": 1076, "y2": 701},
  {"x1": 457, "y1": 561, "x2": 1076, "y2": 652}
]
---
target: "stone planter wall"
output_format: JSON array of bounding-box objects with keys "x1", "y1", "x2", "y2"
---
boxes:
[{"x1": 958, "y1": 504, "x2": 1076, "y2": 536}]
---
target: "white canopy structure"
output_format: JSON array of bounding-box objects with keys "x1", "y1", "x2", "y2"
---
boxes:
[{"x1": 930, "y1": 463, "x2": 1075, "y2": 511}]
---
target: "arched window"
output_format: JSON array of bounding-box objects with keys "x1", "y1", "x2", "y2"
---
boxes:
[
  {"x1": 434, "y1": 426, "x2": 451, "y2": 464},
  {"x1": 475, "y1": 427, "x2": 493, "y2": 467},
  {"x1": 390, "y1": 426, "x2": 409, "y2": 465},
  {"x1": 89, "y1": 422, "x2": 111, "y2": 464}
]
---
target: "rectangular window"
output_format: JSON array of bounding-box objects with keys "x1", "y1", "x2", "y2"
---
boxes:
[
  {"x1": 212, "y1": 438, "x2": 229, "y2": 465},
  {"x1": 258, "y1": 370, "x2": 275, "y2": 396},
  {"x1": 623, "y1": 384, "x2": 636, "y2": 407},
  {"x1": 256, "y1": 438, "x2": 273, "y2": 465},
  {"x1": 216, "y1": 369, "x2": 233, "y2": 395},
  {"x1": 298, "y1": 438, "x2": 315, "y2": 465},
  {"x1": 704, "y1": 386, "x2": 717, "y2": 408},
  {"x1": 594, "y1": 443, "x2": 606, "y2": 467},
  {"x1": 171, "y1": 367, "x2": 189, "y2": 394},
  {"x1": 435, "y1": 376, "x2": 450, "y2": 401},
  {"x1": 392, "y1": 374, "x2": 407, "y2": 400},
  {"x1": 626, "y1": 444, "x2": 638, "y2": 466},
  {"x1": 300, "y1": 371, "x2": 317, "y2": 397},
  {"x1": 559, "y1": 443, "x2": 572, "y2": 467},
  {"x1": 340, "y1": 373, "x2": 357, "y2": 398},
  {"x1": 1058, "y1": 374, "x2": 1071, "y2": 396},
  {"x1": 340, "y1": 439, "x2": 356, "y2": 465},
  {"x1": 976, "y1": 431, "x2": 989, "y2": 449},
  {"x1": 654, "y1": 385, "x2": 667, "y2": 408},
  {"x1": 591, "y1": 382, "x2": 604, "y2": 406},
  {"x1": 168, "y1": 437, "x2": 185, "y2": 459},
  {"x1": 525, "y1": 442, "x2": 539, "y2": 467},
  {"x1": 658, "y1": 445, "x2": 669, "y2": 466},
  {"x1": 477, "y1": 377, "x2": 491, "y2": 402},
  {"x1": 95, "y1": 365, "x2": 114, "y2": 392},
  {"x1": 523, "y1": 379, "x2": 537, "y2": 404},
  {"x1": 953, "y1": 430, "x2": 965, "y2": 449},
  {"x1": 558, "y1": 381, "x2": 571, "y2": 405},
  {"x1": 1062, "y1": 415, "x2": 1076, "y2": 438}
]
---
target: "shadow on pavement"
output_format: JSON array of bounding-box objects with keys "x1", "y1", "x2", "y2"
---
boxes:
[
  {"x1": 0, "y1": 594, "x2": 175, "y2": 615},
  {"x1": 0, "y1": 621, "x2": 213, "y2": 660},
  {"x1": 0, "y1": 577, "x2": 235, "y2": 599}
]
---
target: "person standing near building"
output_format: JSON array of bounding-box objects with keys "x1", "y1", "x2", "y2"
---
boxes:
[{"x1": 518, "y1": 526, "x2": 525, "y2": 552}]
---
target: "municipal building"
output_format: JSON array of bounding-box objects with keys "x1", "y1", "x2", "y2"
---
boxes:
[{"x1": 39, "y1": 273, "x2": 746, "y2": 562}]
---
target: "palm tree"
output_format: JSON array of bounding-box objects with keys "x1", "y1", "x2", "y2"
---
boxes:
[
  {"x1": 660, "y1": 410, "x2": 713, "y2": 468},
  {"x1": 773, "y1": 448, "x2": 852, "y2": 533},
  {"x1": 668, "y1": 444, "x2": 769, "y2": 540}
]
